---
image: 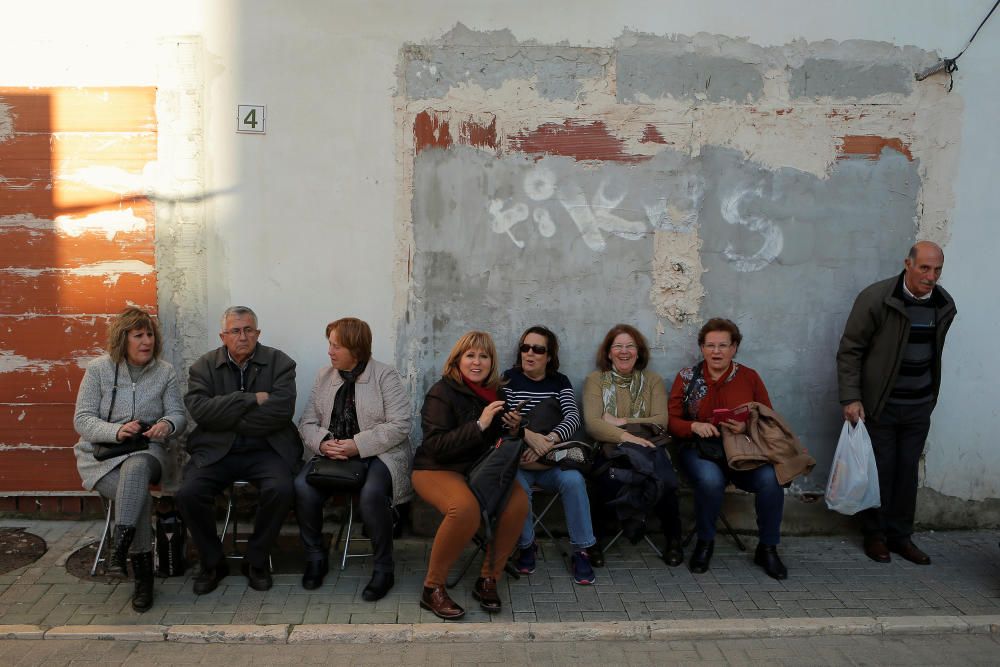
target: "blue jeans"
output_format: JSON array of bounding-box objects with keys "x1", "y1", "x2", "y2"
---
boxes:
[
  {"x1": 516, "y1": 467, "x2": 596, "y2": 551},
  {"x1": 679, "y1": 447, "x2": 784, "y2": 546}
]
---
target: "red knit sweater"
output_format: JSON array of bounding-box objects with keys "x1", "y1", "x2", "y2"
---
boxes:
[{"x1": 667, "y1": 363, "x2": 772, "y2": 439}]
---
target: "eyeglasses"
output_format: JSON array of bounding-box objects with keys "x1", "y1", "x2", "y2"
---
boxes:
[
  {"x1": 224, "y1": 327, "x2": 258, "y2": 337},
  {"x1": 520, "y1": 344, "x2": 547, "y2": 355},
  {"x1": 701, "y1": 343, "x2": 732, "y2": 351},
  {"x1": 610, "y1": 344, "x2": 637, "y2": 352}
]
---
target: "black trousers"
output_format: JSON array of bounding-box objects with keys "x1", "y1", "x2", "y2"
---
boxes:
[
  {"x1": 175, "y1": 442, "x2": 295, "y2": 570},
  {"x1": 294, "y1": 456, "x2": 395, "y2": 573},
  {"x1": 860, "y1": 403, "x2": 932, "y2": 541}
]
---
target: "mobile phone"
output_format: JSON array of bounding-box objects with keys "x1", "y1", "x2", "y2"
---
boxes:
[{"x1": 513, "y1": 400, "x2": 528, "y2": 412}]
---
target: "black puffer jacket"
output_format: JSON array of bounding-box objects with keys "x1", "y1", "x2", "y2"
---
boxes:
[{"x1": 414, "y1": 377, "x2": 505, "y2": 474}]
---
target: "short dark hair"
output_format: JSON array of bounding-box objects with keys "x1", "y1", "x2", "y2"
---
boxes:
[
  {"x1": 513, "y1": 325, "x2": 560, "y2": 375},
  {"x1": 595, "y1": 324, "x2": 650, "y2": 372},
  {"x1": 697, "y1": 318, "x2": 742, "y2": 348},
  {"x1": 107, "y1": 307, "x2": 162, "y2": 364},
  {"x1": 325, "y1": 317, "x2": 372, "y2": 364}
]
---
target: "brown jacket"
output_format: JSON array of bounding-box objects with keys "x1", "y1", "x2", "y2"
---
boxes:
[{"x1": 722, "y1": 402, "x2": 815, "y2": 485}]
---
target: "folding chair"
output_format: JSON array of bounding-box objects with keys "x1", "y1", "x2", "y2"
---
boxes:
[
  {"x1": 220, "y1": 480, "x2": 274, "y2": 569},
  {"x1": 526, "y1": 486, "x2": 572, "y2": 569},
  {"x1": 90, "y1": 498, "x2": 115, "y2": 576},
  {"x1": 331, "y1": 495, "x2": 373, "y2": 570}
]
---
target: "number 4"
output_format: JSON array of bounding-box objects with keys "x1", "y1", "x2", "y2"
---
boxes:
[{"x1": 243, "y1": 108, "x2": 257, "y2": 128}]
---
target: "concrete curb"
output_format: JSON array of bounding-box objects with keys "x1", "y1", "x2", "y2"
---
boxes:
[{"x1": 2, "y1": 616, "x2": 998, "y2": 644}]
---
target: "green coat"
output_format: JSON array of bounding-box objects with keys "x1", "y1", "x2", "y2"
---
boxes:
[{"x1": 836, "y1": 272, "x2": 957, "y2": 420}]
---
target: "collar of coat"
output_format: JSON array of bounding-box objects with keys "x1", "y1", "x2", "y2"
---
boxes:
[
  {"x1": 888, "y1": 271, "x2": 953, "y2": 311},
  {"x1": 210, "y1": 343, "x2": 273, "y2": 369}
]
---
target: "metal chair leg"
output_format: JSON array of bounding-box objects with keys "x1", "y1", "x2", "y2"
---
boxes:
[{"x1": 90, "y1": 498, "x2": 114, "y2": 576}]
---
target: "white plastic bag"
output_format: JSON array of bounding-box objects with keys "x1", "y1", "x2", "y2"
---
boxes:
[{"x1": 825, "y1": 420, "x2": 881, "y2": 515}]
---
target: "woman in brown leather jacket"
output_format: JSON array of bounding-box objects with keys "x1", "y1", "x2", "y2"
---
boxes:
[{"x1": 412, "y1": 331, "x2": 526, "y2": 620}]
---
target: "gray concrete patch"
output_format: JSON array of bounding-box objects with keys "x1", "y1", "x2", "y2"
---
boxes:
[
  {"x1": 403, "y1": 23, "x2": 608, "y2": 101},
  {"x1": 617, "y1": 51, "x2": 763, "y2": 104},
  {"x1": 789, "y1": 58, "x2": 911, "y2": 99}
]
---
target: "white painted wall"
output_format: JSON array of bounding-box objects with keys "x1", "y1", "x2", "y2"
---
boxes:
[{"x1": 3, "y1": 1, "x2": 998, "y2": 502}]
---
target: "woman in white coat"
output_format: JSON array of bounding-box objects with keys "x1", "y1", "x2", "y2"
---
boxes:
[{"x1": 295, "y1": 317, "x2": 413, "y2": 601}]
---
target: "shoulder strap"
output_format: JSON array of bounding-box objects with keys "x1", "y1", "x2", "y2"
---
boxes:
[{"x1": 106, "y1": 363, "x2": 120, "y2": 422}]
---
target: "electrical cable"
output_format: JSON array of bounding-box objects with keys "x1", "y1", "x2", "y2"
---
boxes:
[{"x1": 914, "y1": 0, "x2": 1000, "y2": 91}]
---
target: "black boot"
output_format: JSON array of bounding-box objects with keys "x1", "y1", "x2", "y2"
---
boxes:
[
  {"x1": 130, "y1": 552, "x2": 154, "y2": 612},
  {"x1": 753, "y1": 543, "x2": 788, "y2": 580},
  {"x1": 106, "y1": 525, "x2": 135, "y2": 578},
  {"x1": 688, "y1": 539, "x2": 714, "y2": 574},
  {"x1": 662, "y1": 535, "x2": 684, "y2": 567}
]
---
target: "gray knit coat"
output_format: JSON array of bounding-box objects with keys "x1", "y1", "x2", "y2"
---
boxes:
[
  {"x1": 73, "y1": 354, "x2": 187, "y2": 491},
  {"x1": 298, "y1": 359, "x2": 414, "y2": 506}
]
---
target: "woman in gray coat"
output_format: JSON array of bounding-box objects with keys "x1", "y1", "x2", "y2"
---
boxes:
[
  {"x1": 73, "y1": 307, "x2": 186, "y2": 612},
  {"x1": 295, "y1": 317, "x2": 413, "y2": 601}
]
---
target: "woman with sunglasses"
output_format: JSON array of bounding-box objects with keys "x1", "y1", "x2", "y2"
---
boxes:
[
  {"x1": 582, "y1": 324, "x2": 684, "y2": 566},
  {"x1": 503, "y1": 326, "x2": 598, "y2": 585}
]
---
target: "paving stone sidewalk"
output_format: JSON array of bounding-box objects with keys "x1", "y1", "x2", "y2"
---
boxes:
[{"x1": 1, "y1": 520, "x2": 998, "y2": 628}]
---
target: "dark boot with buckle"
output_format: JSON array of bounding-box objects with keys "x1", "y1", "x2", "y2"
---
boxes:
[
  {"x1": 754, "y1": 543, "x2": 788, "y2": 580},
  {"x1": 472, "y1": 576, "x2": 502, "y2": 612},
  {"x1": 688, "y1": 539, "x2": 714, "y2": 574},
  {"x1": 106, "y1": 525, "x2": 135, "y2": 578},
  {"x1": 420, "y1": 585, "x2": 465, "y2": 619},
  {"x1": 130, "y1": 552, "x2": 154, "y2": 612}
]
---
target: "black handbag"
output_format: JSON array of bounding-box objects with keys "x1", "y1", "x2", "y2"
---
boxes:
[
  {"x1": 305, "y1": 455, "x2": 368, "y2": 492},
  {"x1": 92, "y1": 364, "x2": 151, "y2": 462},
  {"x1": 155, "y1": 509, "x2": 187, "y2": 577},
  {"x1": 690, "y1": 435, "x2": 726, "y2": 463},
  {"x1": 623, "y1": 422, "x2": 672, "y2": 448}
]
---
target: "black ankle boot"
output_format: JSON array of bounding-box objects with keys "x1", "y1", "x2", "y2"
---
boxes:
[
  {"x1": 107, "y1": 525, "x2": 135, "y2": 578},
  {"x1": 688, "y1": 539, "x2": 714, "y2": 574},
  {"x1": 754, "y1": 543, "x2": 788, "y2": 580},
  {"x1": 663, "y1": 536, "x2": 684, "y2": 567},
  {"x1": 130, "y1": 552, "x2": 154, "y2": 612}
]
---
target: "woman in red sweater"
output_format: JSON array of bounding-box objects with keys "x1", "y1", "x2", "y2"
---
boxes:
[{"x1": 668, "y1": 318, "x2": 787, "y2": 580}]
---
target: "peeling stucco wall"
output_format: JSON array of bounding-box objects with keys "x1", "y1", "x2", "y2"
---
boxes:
[{"x1": 395, "y1": 25, "x2": 963, "y2": 493}]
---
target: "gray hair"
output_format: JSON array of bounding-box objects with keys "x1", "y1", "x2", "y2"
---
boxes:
[{"x1": 221, "y1": 306, "x2": 258, "y2": 330}]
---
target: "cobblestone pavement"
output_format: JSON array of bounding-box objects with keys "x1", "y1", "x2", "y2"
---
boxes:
[
  {"x1": 2, "y1": 633, "x2": 1000, "y2": 666},
  {"x1": 0, "y1": 520, "x2": 998, "y2": 627}
]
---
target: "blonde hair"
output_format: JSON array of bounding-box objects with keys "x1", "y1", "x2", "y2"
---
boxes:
[
  {"x1": 107, "y1": 307, "x2": 162, "y2": 364},
  {"x1": 442, "y1": 331, "x2": 501, "y2": 389}
]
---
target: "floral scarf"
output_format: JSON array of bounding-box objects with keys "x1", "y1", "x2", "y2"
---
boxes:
[
  {"x1": 678, "y1": 360, "x2": 740, "y2": 420},
  {"x1": 600, "y1": 369, "x2": 647, "y2": 418}
]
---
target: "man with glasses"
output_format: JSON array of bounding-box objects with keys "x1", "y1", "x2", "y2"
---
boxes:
[{"x1": 176, "y1": 306, "x2": 301, "y2": 593}]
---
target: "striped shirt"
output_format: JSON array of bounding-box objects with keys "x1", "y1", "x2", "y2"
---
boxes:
[
  {"x1": 501, "y1": 368, "x2": 581, "y2": 443},
  {"x1": 888, "y1": 294, "x2": 937, "y2": 406}
]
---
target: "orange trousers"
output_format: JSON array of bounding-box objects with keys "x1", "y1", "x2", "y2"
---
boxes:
[{"x1": 412, "y1": 469, "x2": 529, "y2": 588}]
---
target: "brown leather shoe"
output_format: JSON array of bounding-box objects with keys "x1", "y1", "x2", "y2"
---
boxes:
[
  {"x1": 863, "y1": 538, "x2": 891, "y2": 563},
  {"x1": 420, "y1": 585, "x2": 465, "y2": 620},
  {"x1": 472, "y1": 576, "x2": 502, "y2": 612},
  {"x1": 888, "y1": 539, "x2": 931, "y2": 565}
]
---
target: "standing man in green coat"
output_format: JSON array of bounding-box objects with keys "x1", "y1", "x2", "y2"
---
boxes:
[{"x1": 836, "y1": 241, "x2": 957, "y2": 565}]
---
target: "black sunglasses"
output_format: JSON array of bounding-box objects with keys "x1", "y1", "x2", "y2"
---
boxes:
[{"x1": 519, "y1": 344, "x2": 548, "y2": 355}]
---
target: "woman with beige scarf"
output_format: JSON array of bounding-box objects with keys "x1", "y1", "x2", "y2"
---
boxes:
[{"x1": 582, "y1": 324, "x2": 683, "y2": 566}]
